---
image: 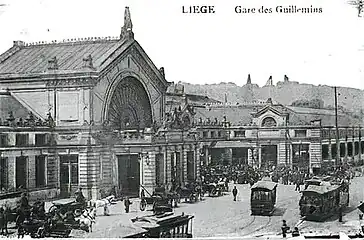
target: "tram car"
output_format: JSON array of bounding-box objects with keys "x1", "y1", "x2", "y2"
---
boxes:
[
  {"x1": 299, "y1": 178, "x2": 349, "y2": 221},
  {"x1": 250, "y1": 179, "x2": 278, "y2": 215},
  {"x1": 127, "y1": 213, "x2": 194, "y2": 238}
]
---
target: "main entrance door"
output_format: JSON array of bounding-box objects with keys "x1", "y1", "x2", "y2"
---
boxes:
[
  {"x1": 261, "y1": 145, "x2": 278, "y2": 170},
  {"x1": 117, "y1": 154, "x2": 140, "y2": 196},
  {"x1": 60, "y1": 155, "x2": 79, "y2": 198}
]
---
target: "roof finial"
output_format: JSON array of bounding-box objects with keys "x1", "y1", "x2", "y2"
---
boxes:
[
  {"x1": 247, "y1": 74, "x2": 252, "y2": 84},
  {"x1": 120, "y1": 6, "x2": 134, "y2": 40},
  {"x1": 265, "y1": 76, "x2": 273, "y2": 86}
]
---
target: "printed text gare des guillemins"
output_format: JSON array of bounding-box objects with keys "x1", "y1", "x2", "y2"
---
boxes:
[{"x1": 181, "y1": 5, "x2": 323, "y2": 14}]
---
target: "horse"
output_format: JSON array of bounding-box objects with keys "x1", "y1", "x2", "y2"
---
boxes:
[{"x1": 75, "y1": 209, "x2": 95, "y2": 233}]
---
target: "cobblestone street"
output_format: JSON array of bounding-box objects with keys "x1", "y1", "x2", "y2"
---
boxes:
[{"x1": 70, "y1": 176, "x2": 364, "y2": 238}]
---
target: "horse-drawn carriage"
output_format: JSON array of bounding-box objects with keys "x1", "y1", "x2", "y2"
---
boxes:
[
  {"x1": 20, "y1": 218, "x2": 72, "y2": 238},
  {"x1": 202, "y1": 183, "x2": 222, "y2": 197},
  {"x1": 140, "y1": 187, "x2": 176, "y2": 215},
  {"x1": 175, "y1": 184, "x2": 200, "y2": 203},
  {"x1": 48, "y1": 198, "x2": 87, "y2": 216}
]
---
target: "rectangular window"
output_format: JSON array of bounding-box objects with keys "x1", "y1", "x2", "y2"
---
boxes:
[
  {"x1": 295, "y1": 130, "x2": 307, "y2": 138},
  {"x1": 35, "y1": 155, "x2": 46, "y2": 187},
  {"x1": 16, "y1": 134, "x2": 28, "y2": 146},
  {"x1": 187, "y1": 151, "x2": 194, "y2": 181},
  {"x1": 210, "y1": 131, "x2": 215, "y2": 138},
  {"x1": 0, "y1": 134, "x2": 8, "y2": 147},
  {"x1": 355, "y1": 142, "x2": 359, "y2": 155},
  {"x1": 202, "y1": 131, "x2": 208, "y2": 138},
  {"x1": 35, "y1": 134, "x2": 47, "y2": 146},
  {"x1": 331, "y1": 144, "x2": 337, "y2": 159},
  {"x1": 348, "y1": 142, "x2": 353, "y2": 157},
  {"x1": 234, "y1": 131, "x2": 245, "y2": 137},
  {"x1": 155, "y1": 153, "x2": 164, "y2": 186},
  {"x1": 340, "y1": 143, "x2": 346, "y2": 157},
  {"x1": 0, "y1": 158, "x2": 8, "y2": 191},
  {"x1": 322, "y1": 145, "x2": 329, "y2": 160},
  {"x1": 16, "y1": 156, "x2": 27, "y2": 188},
  {"x1": 218, "y1": 131, "x2": 222, "y2": 138}
]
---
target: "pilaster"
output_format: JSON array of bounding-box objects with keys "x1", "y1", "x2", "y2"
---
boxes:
[
  {"x1": 28, "y1": 155, "x2": 36, "y2": 189},
  {"x1": 7, "y1": 156, "x2": 15, "y2": 189}
]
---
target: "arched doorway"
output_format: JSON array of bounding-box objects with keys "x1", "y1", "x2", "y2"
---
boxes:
[
  {"x1": 107, "y1": 76, "x2": 152, "y2": 130},
  {"x1": 106, "y1": 76, "x2": 153, "y2": 196}
]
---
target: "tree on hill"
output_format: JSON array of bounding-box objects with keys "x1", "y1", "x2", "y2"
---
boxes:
[{"x1": 291, "y1": 99, "x2": 324, "y2": 109}]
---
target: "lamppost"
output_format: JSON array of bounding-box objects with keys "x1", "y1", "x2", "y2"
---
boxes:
[{"x1": 334, "y1": 86, "x2": 340, "y2": 168}]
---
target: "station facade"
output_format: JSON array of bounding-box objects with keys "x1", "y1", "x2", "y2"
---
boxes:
[{"x1": 0, "y1": 8, "x2": 200, "y2": 199}]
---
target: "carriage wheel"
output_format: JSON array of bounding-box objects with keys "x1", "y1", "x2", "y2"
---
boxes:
[
  {"x1": 74, "y1": 209, "x2": 82, "y2": 217},
  {"x1": 189, "y1": 193, "x2": 195, "y2": 203},
  {"x1": 48, "y1": 205, "x2": 58, "y2": 214},
  {"x1": 140, "y1": 200, "x2": 147, "y2": 211},
  {"x1": 211, "y1": 189, "x2": 216, "y2": 196}
]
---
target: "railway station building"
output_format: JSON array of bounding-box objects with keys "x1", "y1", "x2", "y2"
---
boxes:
[{"x1": 0, "y1": 7, "x2": 362, "y2": 201}]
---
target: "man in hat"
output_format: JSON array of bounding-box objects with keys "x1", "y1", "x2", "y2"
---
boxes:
[
  {"x1": 124, "y1": 197, "x2": 132, "y2": 213},
  {"x1": 232, "y1": 186, "x2": 238, "y2": 201},
  {"x1": 75, "y1": 188, "x2": 86, "y2": 206},
  {"x1": 281, "y1": 220, "x2": 290, "y2": 238}
]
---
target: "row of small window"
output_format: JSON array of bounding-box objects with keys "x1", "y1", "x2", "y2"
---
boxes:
[
  {"x1": 0, "y1": 155, "x2": 46, "y2": 192},
  {"x1": 322, "y1": 142, "x2": 364, "y2": 159},
  {"x1": 202, "y1": 131, "x2": 224, "y2": 139},
  {"x1": 203, "y1": 129, "x2": 307, "y2": 138},
  {"x1": 0, "y1": 133, "x2": 49, "y2": 147},
  {"x1": 322, "y1": 129, "x2": 364, "y2": 139}
]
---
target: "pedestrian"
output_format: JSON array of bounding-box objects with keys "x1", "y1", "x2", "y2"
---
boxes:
[
  {"x1": 140, "y1": 189, "x2": 145, "y2": 200},
  {"x1": 104, "y1": 203, "x2": 110, "y2": 216},
  {"x1": 339, "y1": 206, "x2": 343, "y2": 222},
  {"x1": 281, "y1": 220, "x2": 289, "y2": 238},
  {"x1": 295, "y1": 180, "x2": 300, "y2": 192},
  {"x1": 124, "y1": 197, "x2": 132, "y2": 213},
  {"x1": 232, "y1": 186, "x2": 238, "y2": 201},
  {"x1": 292, "y1": 227, "x2": 300, "y2": 237}
]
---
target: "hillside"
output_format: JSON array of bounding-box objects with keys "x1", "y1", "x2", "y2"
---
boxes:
[{"x1": 179, "y1": 81, "x2": 364, "y2": 117}]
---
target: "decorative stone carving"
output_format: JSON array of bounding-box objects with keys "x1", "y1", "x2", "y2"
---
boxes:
[
  {"x1": 46, "y1": 78, "x2": 97, "y2": 87},
  {"x1": 59, "y1": 134, "x2": 78, "y2": 141},
  {"x1": 83, "y1": 54, "x2": 95, "y2": 69},
  {"x1": 48, "y1": 56, "x2": 58, "y2": 70},
  {"x1": 261, "y1": 117, "x2": 277, "y2": 127}
]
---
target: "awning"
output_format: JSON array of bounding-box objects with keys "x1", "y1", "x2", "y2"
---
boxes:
[{"x1": 211, "y1": 141, "x2": 255, "y2": 149}]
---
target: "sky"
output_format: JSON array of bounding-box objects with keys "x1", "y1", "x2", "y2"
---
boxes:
[{"x1": 0, "y1": 0, "x2": 363, "y2": 89}]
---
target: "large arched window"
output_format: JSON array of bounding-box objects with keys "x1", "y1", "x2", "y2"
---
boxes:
[
  {"x1": 261, "y1": 117, "x2": 277, "y2": 127},
  {"x1": 107, "y1": 77, "x2": 152, "y2": 130}
]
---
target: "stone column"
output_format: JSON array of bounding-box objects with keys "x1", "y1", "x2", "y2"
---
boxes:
[
  {"x1": 204, "y1": 147, "x2": 209, "y2": 165},
  {"x1": 258, "y1": 147, "x2": 262, "y2": 168},
  {"x1": 328, "y1": 140, "x2": 332, "y2": 161},
  {"x1": 225, "y1": 148, "x2": 233, "y2": 165}
]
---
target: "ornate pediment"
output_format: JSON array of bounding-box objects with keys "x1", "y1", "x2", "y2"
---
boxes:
[{"x1": 163, "y1": 104, "x2": 195, "y2": 130}]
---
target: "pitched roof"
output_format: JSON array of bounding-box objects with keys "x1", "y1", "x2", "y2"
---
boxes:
[
  {"x1": 287, "y1": 107, "x2": 362, "y2": 126},
  {"x1": 194, "y1": 106, "x2": 254, "y2": 125},
  {"x1": 0, "y1": 38, "x2": 125, "y2": 76}
]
